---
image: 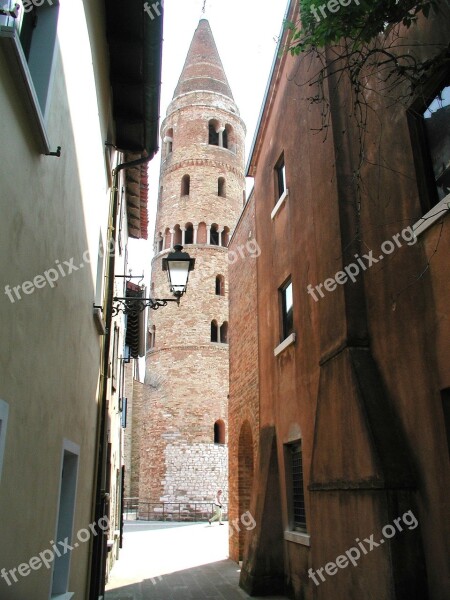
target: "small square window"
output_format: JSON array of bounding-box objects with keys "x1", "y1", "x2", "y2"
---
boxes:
[
  {"x1": 275, "y1": 153, "x2": 287, "y2": 201},
  {"x1": 280, "y1": 279, "x2": 293, "y2": 341}
]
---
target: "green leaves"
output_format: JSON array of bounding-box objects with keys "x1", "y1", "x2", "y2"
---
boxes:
[{"x1": 287, "y1": 0, "x2": 437, "y2": 53}]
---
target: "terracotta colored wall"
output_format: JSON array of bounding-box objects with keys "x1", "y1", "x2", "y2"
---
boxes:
[
  {"x1": 231, "y1": 5, "x2": 450, "y2": 600},
  {"x1": 228, "y1": 193, "x2": 260, "y2": 561}
]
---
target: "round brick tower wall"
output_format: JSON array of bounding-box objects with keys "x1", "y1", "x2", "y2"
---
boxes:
[{"x1": 138, "y1": 19, "x2": 245, "y2": 515}]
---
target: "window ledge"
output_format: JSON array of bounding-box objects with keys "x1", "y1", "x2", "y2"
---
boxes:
[
  {"x1": 271, "y1": 188, "x2": 289, "y2": 220},
  {"x1": 413, "y1": 194, "x2": 450, "y2": 237},
  {"x1": 284, "y1": 530, "x2": 310, "y2": 546},
  {"x1": 274, "y1": 332, "x2": 296, "y2": 356},
  {"x1": 51, "y1": 593, "x2": 74, "y2": 600},
  {"x1": 0, "y1": 25, "x2": 51, "y2": 153}
]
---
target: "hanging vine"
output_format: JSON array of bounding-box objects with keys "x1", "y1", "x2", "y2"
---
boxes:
[{"x1": 284, "y1": 0, "x2": 450, "y2": 301}]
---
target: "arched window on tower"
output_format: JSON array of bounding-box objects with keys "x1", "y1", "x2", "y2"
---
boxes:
[
  {"x1": 215, "y1": 275, "x2": 225, "y2": 296},
  {"x1": 185, "y1": 222, "x2": 194, "y2": 245},
  {"x1": 220, "y1": 321, "x2": 228, "y2": 344},
  {"x1": 173, "y1": 224, "x2": 182, "y2": 246},
  {"x1": 157, "y1": 233, "x2": 163, "y2": 253},
  {"x1": 222, "y1": 127, "x2": 228, "y2": 149},
  {"x1": 164, "y1": 128, "x2": 173, "y2": 156},
  {"x1": 222, "y1": 227, "x2": 230, "y2": 247},
  {"x1": 224, "y1": 124, "x2": 236, "y2": 153},
  {"x1": 181, "y1": 174, "x2": 190, "y2": 196},
  {"x1": 210, "y1": 223, "x2": 219, "y2": 246},
  {"x1": 218, "y1": 177, "x2": 226, "y2": 198},
  {"x1": 214, "y1": 419, "x2": 225, "y2": 444},
  {"x1": 211, "y1": 320, "x2": 218, "y2": 342},
  {"x1": 208, "y1": 119, "x2": 219, "y2": 146}
]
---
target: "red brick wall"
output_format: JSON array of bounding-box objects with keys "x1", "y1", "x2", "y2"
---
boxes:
[{"x1": 228, "y1": 192, "x2": 260, "y2": 561}]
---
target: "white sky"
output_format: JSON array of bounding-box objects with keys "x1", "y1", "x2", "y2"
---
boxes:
[{"x1": 128, "y1": 0, "x2": 288, "y2": 279}]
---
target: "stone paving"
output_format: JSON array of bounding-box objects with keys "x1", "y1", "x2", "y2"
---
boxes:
[{"x1": 105, "y1": 521, "x2": 287, "y2": 600}]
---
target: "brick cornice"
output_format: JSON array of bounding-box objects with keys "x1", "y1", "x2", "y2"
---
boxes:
[
  {"x1": 164, "y1": 158, "x2": 244, "y2": 179},
  {"x1": 147, "y1": 343, "x2": 229, "y2": 355}
]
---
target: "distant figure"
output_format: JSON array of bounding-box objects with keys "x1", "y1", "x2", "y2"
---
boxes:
[{"x1": 208, "y1": 489, "x2": 224, "y2": 525}]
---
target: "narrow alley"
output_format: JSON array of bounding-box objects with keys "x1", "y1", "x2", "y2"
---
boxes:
[{"x1": 105, "y1": 521, "x2": 287, "y2": 600}]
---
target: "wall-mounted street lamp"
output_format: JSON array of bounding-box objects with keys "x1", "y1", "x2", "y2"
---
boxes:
[
  {"x1": 112, "y1": 245, "x2": 195, "y2": 316},
  {"x1": 162, "y1": 244, "x2": 196, "y2": 298}
]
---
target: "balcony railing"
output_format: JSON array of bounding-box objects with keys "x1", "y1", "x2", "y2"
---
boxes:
[{"x1": 123, "y1": 498, "x2": 228, "y2": 522}]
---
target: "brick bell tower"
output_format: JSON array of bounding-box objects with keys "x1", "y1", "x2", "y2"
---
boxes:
[{"x1": 138, "y1": 19, "x2": 246, "y2": 512}]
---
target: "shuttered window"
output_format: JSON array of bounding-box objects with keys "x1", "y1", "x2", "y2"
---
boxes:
[{"x1": 290, "y1": 442, "x2": 306, "y2": 531}]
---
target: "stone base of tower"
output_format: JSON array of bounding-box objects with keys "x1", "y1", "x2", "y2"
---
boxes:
[
  {"x1": 137, "y1": 441, "x2": 228, "y2": 521},
  {"x1": 162, "y1": 442, "x2": 227, "y2": 502}
]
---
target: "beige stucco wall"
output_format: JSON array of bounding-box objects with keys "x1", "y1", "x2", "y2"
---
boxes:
[{"x1": 0, "y1": 0, "x2": 125, "y2": 598}]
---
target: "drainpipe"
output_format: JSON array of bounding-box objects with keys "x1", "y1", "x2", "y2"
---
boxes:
[{"x1": 89, "y1": 152, "x2": 153, "y2": 600}]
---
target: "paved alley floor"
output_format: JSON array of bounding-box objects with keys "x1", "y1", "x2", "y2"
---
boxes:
[{"x1": 105, "y1": 521, "x2": 287, "y2": 600}]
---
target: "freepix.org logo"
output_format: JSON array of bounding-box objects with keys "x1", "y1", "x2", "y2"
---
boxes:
[{"x1": 1, "y1": 517, "x2": 110, "y2": 587}]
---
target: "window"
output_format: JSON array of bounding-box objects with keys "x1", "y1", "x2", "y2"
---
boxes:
[
  {"x1": 181, "y1": 175, "x2": 190, "y2": 196},
  {"x1": 409, "y1": 78, "x2": 450, "y2": 214},
  {"x1": 222, "y1": 126, "x2": 228, "y2": 149},
  {"x1": 209, "y1": 120, "x2": 219, "y2": 146},
  {"x1": 280, "y1": 279, "x2": 294, "y2": 341},
  {"x1": 51, "y1": 440, "x2": 79, "y2": 597},
  {"x1": 287, "y1": 442, "x2": 307, "y2": 532},
  {"x1": 0, "y1": 1, "x2": 60, "y2": 151},
  {"x1": 441, "y1": 388, "x2": 450, "y2": 458},
  {"x1": 218, "y1": 177, "x2": 226, "y2": 197},
  {"x1": 0, "y1": 400, "x2": 9, "y2": 483},
  {"x1": 224, "y1": 124, "x2": 236, "y2": 152},
  {"x1": 220, "y1": 321, "x2": 228, "y2": 344},
  {"x1": 422, "y1": 85, "x2": 450, "y2": 204},
  {"x1": 211, "y1": 320, "x2": 218, "y2": 342},
  {"x1": 214, "y1": 420, "x2": 226, "y2": 444},
  {"x1": 215, "y1": 275, "x2": 225, "y2": 296},
  {"x1": 221, "y1": 226, "x2": 230, "y2": 247},
  {"x1": 173, "y1": 224, "x2": 182, "y2": 246},
  {"x1": 275, "y1": 153, "x2": 287, "y2": 200},
  {"x1": 210, "y1": 224, "x2": 219, "y2": 246},
  {"x1": 164, "y1": 128, "x2": 173, "y2": 155},
  {"x1": 18, "y1": 1, "x2": 59, "y2": 115},
  {"x1": 185, "y1": 223, "x2": 194, "y2": 245}
]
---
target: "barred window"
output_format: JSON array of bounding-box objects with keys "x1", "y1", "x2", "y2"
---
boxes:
[{"x1": 290, "y1": 442, "x2": 306, "y2": 531}]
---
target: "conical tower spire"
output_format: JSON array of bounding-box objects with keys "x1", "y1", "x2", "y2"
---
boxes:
[{"x1": 173, "y1": 19, "x2": 234, "y2": 100}]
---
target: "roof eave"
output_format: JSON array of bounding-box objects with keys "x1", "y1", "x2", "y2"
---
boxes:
[{"x1": 105, "y1": 0, "x2": 164, "y2": 156}]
